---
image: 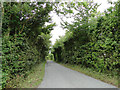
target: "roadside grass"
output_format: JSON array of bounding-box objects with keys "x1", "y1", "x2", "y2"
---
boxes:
[
  {"x1": 19, "y1": 61, "x2": 46, "y2": 88},
  {"x1": 0, "y1": 66, "x2": 2, "y2": 90},
  {"x1": 59, "y1": 62, "x2": 118, "y2": 87},
  {"x1": 6, "y1": 61, "x2": 46, "y2": 88},
  {"x1": 0, "y1": 52, "x2": 2, "y2": 89}
]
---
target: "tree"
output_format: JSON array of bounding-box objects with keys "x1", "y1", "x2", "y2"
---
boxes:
[{"x1": 2, "y1": 2, "x2": 55, "y2": 88}]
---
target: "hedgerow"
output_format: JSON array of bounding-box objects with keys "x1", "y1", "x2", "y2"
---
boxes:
[
  {"x1": 52, "y1": 1, "x2": 120, "y2": 77},
  {"x1": 2, "y1": 2, "x2": 54, "y2": 88}
]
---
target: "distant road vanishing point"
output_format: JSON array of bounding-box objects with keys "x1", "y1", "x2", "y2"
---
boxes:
[{"x1": 38, "y1": 60, "x2": 117, "y2": 88}]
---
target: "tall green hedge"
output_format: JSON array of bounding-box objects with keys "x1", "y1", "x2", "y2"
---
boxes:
[
  {"x1": 52, "y1": 1, "x2": 120, "y2": 76},
  {"x1": 2, "y1": 2, "x2": 54, "y2": 88}
]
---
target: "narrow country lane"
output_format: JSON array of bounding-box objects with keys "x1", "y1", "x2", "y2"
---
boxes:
[{"x1": 38, "y1": 60, "x2": 117, "y2": 88}]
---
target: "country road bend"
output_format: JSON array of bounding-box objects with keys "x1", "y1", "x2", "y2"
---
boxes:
[{"x1": 38, "y1": 60, "x2": 117, "y2": 88}]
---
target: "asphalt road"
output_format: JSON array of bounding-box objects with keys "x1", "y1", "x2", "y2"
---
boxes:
[{"x1": 38, "y1": 60, "x2": 117, "y2": 88}]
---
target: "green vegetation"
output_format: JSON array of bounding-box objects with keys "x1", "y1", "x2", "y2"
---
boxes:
[
  {"x1": 2, "y1": 2, "x2": 54, "y2": 89},
  {"x1": 52, "y1": 1, "x2": 120, "y2": 87},
  {"x1": 6, "y1": 61, "x2": 46, "y2": 88},
  {"x1": 46, "y1": 53, "x2": 54, "y2": 60},
  {"x1": 1, "y1": 1, "x2": 120, "y2": 89}
]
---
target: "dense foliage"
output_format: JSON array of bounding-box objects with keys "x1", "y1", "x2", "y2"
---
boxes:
[
  {"x1": 2, "y1": 2, "x2": 54, "y2": 88},
  {"x1": 46, "y1": 53, "x2": 54, "y2": 60},
  {"x1": 1, "y1": 1, "x2": 120, "y2": 88},
  {"x1": 52, "y1": 1, "x2": 120, "y2": 78}
]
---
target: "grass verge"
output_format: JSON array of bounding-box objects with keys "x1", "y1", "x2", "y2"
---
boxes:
[
  {"x1": 19, "y1": 61, "x2": 46, "y2": 88},
  {"x1": 59, "y1": 62, "x2": 118, "y2": 87},
  {"x1": 7, "y1": 61, "x2": 46, "y2": 88}
]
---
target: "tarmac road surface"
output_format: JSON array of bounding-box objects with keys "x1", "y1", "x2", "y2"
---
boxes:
[{"x1": 38, "y1": 60, "x2": 117, "y2": 88}]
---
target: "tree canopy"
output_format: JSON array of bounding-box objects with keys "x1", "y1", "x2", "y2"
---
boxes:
[
  {"x1": 52, "y1": 1, "x2": 120, "y2": 77},
  {"x1": 2, "y1": 2, "x2": 55, "y2": 88}
]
